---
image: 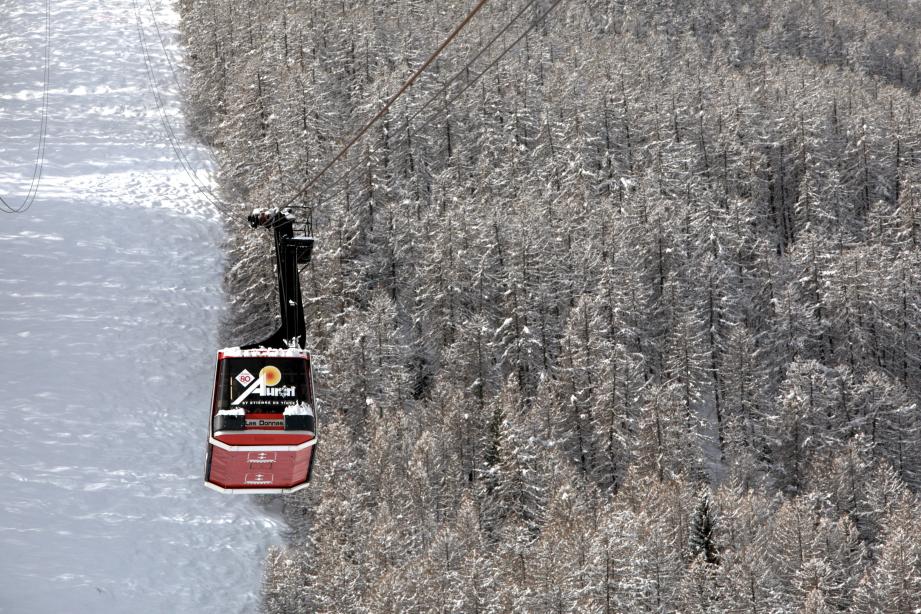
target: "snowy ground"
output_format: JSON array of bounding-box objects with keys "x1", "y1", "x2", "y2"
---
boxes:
[{"x1": 0, "y1": 1, "x2": 281, "y2": 612}]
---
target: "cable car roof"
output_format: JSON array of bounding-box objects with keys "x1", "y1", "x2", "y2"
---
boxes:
[{"x1": 218, "y1": 346, "x2": 312, "y2": 359}]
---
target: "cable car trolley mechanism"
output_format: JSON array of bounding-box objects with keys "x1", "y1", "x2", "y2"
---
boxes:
[{"x1": 205, "y1": 208, "x2": 317, "y2": 494}]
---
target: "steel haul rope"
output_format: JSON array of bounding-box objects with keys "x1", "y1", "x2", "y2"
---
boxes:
[{"x1": 1, "y1": 0, "x2": 53, "y2": 214}]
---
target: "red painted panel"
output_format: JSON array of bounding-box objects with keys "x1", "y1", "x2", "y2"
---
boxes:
[{"x1": 208, "y1": 445, "x2": 314, "y2": 489}]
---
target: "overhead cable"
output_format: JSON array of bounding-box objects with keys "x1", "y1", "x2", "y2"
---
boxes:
[
  {"x1": 132, "y1": 0, "x2": 231, "y2": 214},
  {"x1": 280, "y1": 0, "x2": 493, "y2": 209},
  {"x1": 306, "y1": 0, "x2": 568, "y2": 214},
  {"x1": 1, "y1": 0, "x2": 52, "y2": 214}
]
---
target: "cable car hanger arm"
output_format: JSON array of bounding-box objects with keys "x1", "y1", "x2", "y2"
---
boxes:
[{"x1": 241, "y1": 208, "x2": 314, "y2": 350}]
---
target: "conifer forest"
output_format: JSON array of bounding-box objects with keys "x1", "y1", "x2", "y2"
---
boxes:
[{"x1": 180, "y1": 0, "x2": 921, "y2": 611}]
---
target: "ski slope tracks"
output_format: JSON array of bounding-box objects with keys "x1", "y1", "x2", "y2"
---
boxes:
[{"x1": 0, "y1": 1, "x2": 282, "y2": 612}]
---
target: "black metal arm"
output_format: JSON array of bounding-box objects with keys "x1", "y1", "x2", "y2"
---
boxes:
[{"x1": 241, "y1": 208, "x2": 314, "y2": 350}]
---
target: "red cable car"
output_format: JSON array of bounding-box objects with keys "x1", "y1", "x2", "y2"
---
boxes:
[{"x1": 205, "y1": 209, "x2": 317, "y2": 494}]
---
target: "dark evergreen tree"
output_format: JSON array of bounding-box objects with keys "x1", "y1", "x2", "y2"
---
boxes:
[{"x1": 689, "y1": 490, "x2": 720, "y2": 565}]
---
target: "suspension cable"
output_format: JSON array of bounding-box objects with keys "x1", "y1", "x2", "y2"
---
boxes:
[
  {"x1": 291, "y1": 0, "x2": 543, "y2": 214},
  {"x1": 144, "y1": 0, "x2": 218, "y2": 168},
  {"x1": 145, "y1": 0, "x2": 183, "y2": 92},
  {"x1": 414, "y1": 0, "x2": 566, "y2": 137},
  {"x1": 405, "y1": 0, "x2": 540, "y2": 127},
  {"x1": 1, "y1": 0, "x2": 52, "y2": 214},
  {"x1": 279, "y1": 0, "x2": 492, "y2": 209},
  {"x1": 305, "y1": 0, "x2": 568, "y2": 214},
  {"x1": 132, "y1": 0, "x2": 230, "y2": 212}
]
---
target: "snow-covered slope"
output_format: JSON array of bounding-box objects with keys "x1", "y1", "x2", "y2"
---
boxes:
[{"x1": 0, "y1": 1, "x2": 281, "y2": 612}]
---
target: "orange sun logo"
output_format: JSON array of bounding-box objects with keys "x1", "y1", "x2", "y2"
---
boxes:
[{"x1": 259, "y1": 366, "x2": 282, "y2": 387}]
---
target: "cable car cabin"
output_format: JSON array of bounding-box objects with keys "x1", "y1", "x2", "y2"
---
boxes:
[
  {"x1": 205, "y1": 347, "x2": 316, "y2": 493},
  {"x1": 205, "y1": 207, "x2": 317, "y2": 494}
]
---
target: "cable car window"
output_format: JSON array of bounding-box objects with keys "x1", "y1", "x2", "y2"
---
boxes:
[{"x1": 216, "y1": 357, "x2": 312, "y2": 413}]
